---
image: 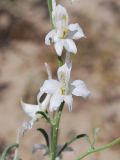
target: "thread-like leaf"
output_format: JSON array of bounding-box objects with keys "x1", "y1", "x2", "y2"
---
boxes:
[
  {"x1": 1, "y1": 143, "x2": 19, "y2": 160},
  {"x1": 57, "y1": 134, "x2": 88, "y2": 156},
  {"x1": 91, "y1": 128, "x2": 100, "y2": 148},
  {"x1": 37, "y1": 128, "x2": 49, "y2": 148},
  {"x1": 76, "y1": 136, "x2": 120, "y2": 160}
]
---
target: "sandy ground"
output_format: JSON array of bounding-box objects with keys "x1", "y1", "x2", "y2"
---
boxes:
[{"x1": 0, "y1": 0, "x2": 120, "y2": 160}]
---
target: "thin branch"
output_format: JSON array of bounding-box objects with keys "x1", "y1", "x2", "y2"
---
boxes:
[{"x1": 76, "y1": 137, "x2": 120, "y2": 160}]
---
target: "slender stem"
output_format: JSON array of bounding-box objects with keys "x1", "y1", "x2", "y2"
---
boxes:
[
  {"x1": 47, "y1": 1, "x2": 64, "y2": 159},
  {"x1": 50, "y1": 102, "x2": 64, "y2": 160},
  {"x1": 47, "y1": 0, "x2": 54, "y2": 28},
  {"x1": 47, "y1": 0, "x2": 64, "y2": 68},
  {"x1": 47, "y1": 0, "x2": 53, "y2": 27},
  {"x1": 76, "y1": 137, "x2": 120, "y2": 160}
]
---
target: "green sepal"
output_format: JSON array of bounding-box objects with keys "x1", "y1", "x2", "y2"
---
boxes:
[
  {"x1": 57, "y1": 56, "x2": 64, "y2": 66},
  {"x1": 57, "y1": 134, "x2": 88, "y2": 156},
  {"x1": 37, "y1": 128, "x2": 49, "y2": 148},
  {"x1": 36, "y1": 111, "x2": 50, "y2": 123},
  {"x1": 1, "y1": 143, "x2": 19, "y2": 160}
]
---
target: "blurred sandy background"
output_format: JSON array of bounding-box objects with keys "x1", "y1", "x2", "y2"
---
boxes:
[{"x1": 0, "y1": 0, "x2": 120, "y2": 159}]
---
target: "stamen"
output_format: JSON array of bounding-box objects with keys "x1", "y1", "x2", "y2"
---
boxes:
[{"x1": 60, "y1": 87, "x2": 66, "y2": 95}]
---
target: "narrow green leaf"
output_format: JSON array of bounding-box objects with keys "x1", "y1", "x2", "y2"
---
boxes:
[
  {"x1": 37, "y1": 128, "x2": 49, "y2": 148},
  {"x1": 57, "y1": 134, "x2": 88, "y2": 156},
  {"x1": 36, "y1": 111, "x2": 50, "y2": 122},
  {"x1": 57, "y1": 145, "x2": 73, "y2": 152},
  {"x1": 1, "y1": 143, "x2": 19, "y2": 160}
]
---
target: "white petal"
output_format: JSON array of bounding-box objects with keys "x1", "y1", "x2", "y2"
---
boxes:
[
  {"x1": 40, "y1": 79, "x2": 59, "y2": 94},
  {"x1": 37, "y1": 91, "x2": 44, "y2": 104},
  {"x1": 65, "y1": 52, "x2": 71, "y2": 64},
  {"x1": 22, "y1": 118, "x2": 37, "y2": 134},
  {"x1": 22, "y1": 120, "x2": 34, "y2": 130},
  {"x1": 21, "y1": 100, "x2": 40, "y2": 118},
  {"x1": 64, "y1": 95, "x2": 73, "y2": 111},
  {"x1": 71, "y1": 80, "x2": 91, "y2": 98},
  {"x1": 52, "y1": 5, "x2": 68, "y2": 29},
  {"x1": 44, "y1": 63, "x2": 52, "y2": 79},
  {"x1": 37, "y1": 92, "x2": 51, "y2": 111},
  {"x1": 45, "y1": 30, "x2": 55, "y2": 45},
  {"x1": 57, "y1": 62, "x2": 72, "y2": 83},
  {"x1": 55, "y1": 40, "x2": 64, "y2": 56},
  {"x1": 67, "y1": 30, "x2": 78, "y2": 39},
  {"x1": 68, "y1": 23, "x2": 85, "y2": 40},
  {"x1": 41, "y1": 94, "x2": 51, "y2": 110},
  {"x1": 52, "y1": 0, "x2": 56, "y2": 10},
  {"x1": 64, "y1": 39, "x2": 77, "y2": 54},
  {"x1": 49, "y1": 92, "x2": 64, "y2": 112}
]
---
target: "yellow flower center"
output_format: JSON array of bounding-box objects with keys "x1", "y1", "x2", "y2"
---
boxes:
[
  {"x1": 63, "y1": 28, "x2": 68, "y2": 38},
  {"x1": 59, "y1": 28, "x2": 68, "y2": 39},
  {"x1": 60, "y1": 87, "x2": 66, "y2": 95}
]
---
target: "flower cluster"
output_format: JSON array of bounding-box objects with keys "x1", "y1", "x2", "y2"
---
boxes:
[
  {"x1": 2, "y1": 2, "x2": 120, "y2": 160},
  {"x1": 21, "y1": 0, "x2": 90, "y2": 130},
  {"x1": 2, "y1": 1, "x2": 120, "y2": 160}
]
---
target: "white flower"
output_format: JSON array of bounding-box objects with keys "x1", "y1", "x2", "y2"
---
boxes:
[
  {"x1": 21, "y1": 63, "x2": 52, "y2": 131},
  {"x1": 45, "y1": 5, "x2": 85, "y2": 56},
  {"x1": 21, "y1": 92, "x2": 51, "y2": 132},
  {"x1": 40, "y1": 62, "x2": 90, "y2": 112}
]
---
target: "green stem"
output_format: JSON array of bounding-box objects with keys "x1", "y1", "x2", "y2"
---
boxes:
[
  {"x1": 50, "y1": 102, "x2": 64, "y2": 160},
  {"x1": 47, "y1": 0, "x2": 54, "y2": 27},
  {"x1": 76, "y1": 137, "x2": 120, "y2": 160}
]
